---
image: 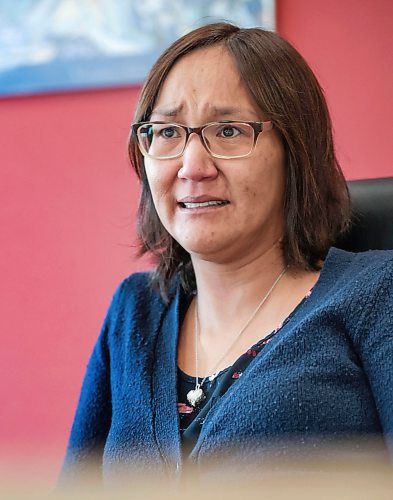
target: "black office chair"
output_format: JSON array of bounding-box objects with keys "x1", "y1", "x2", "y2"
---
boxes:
[{"x1": 335, "y1": 177, "x2": 393, "y2": 252}]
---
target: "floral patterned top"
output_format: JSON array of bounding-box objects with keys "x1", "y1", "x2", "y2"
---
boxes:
[{"x1": 177, "y1": 288, "x2": 313, "y2": 458}]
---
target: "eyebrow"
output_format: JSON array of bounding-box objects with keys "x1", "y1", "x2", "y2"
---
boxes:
[
  {"x1": 150, "y1": 104, "x2": 183, "y2": 118},
  {"x1": 150, "y1": 105, "x2": 259, "y2": 120},
  {"x1": 211, "y1": 106, "x2": 258, "y2": 118}
]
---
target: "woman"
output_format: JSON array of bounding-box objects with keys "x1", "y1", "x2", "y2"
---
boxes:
[{"x1": 62, "y1": 23, "x2": 393, "y2": 482}]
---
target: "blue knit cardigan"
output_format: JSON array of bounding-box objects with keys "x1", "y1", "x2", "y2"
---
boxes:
[{"x1": 62, "y1": 248, "x2": 393, "y2": 481}]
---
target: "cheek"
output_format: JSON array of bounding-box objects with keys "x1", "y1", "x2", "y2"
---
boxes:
[
  {"x1": 235, "y1": 153, "x2": 285, "y2": 212},
  {"x1": 144, "y1": 166, "x2": 176, "y2": 221},
  {"x1": 241, "y1": 184, "x2": 258, "y2": 199},
  {"x1": 145, "y1": 166, "x2": 166, "y2": 201},
  {"x1": 257, "y1": 149, "x2": 285, "y2": 191},
  {"x1": 145, "y1": 159, "x2": 178, "y2": 197}
]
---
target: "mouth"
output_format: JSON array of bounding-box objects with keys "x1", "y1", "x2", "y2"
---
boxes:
[{"x1": 179, "y1": 200, "x2": 230, "y2": 209}]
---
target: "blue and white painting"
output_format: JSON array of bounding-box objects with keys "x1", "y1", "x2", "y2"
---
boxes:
[{"x1": 0, "y1": 0, "x2": 275, "y2": 97}]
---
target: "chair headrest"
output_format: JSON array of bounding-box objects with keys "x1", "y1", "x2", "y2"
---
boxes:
[{"x1": 335, "y1": 177, "x2": 393, "y2": 252}]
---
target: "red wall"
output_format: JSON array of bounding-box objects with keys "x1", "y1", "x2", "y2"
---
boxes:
[
  {"x1": 277, "y1": 0, "x2": 392, "y2": 179},
  {"x1": 1, "y1": 0, "x2": 392, "y2": 484},
  {"x1": 0, "y1": 88, "x2": 148, "y2": 481}
]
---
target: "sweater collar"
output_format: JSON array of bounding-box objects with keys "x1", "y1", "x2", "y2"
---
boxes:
[{"x1": 152, "y1": 282, "x2": 192, "y2": 473}]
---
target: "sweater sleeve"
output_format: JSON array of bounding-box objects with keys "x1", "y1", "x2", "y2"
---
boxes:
[
  {"x1": 59, "y1": 281, "x2": 125, "y2": 484},
  {"x1": 352, "y1": 258, "x2": 393, "y2": 452}
]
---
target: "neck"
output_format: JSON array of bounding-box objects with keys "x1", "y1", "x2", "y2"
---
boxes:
[{"x1": 191, "y1": 241, "x2": 286, "y2": 338}]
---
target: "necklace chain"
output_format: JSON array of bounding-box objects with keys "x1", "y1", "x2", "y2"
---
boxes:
[{"x1": 187, "y1": 266, "x2": 288, "y2": 407}]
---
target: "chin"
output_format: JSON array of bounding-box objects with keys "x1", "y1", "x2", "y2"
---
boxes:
[
  {"x1": 179, "y1": 237, "x2": 237, "y2": 262},
  {"x1": 176, "y1": 236, "x2": 215, "y2": 254}
]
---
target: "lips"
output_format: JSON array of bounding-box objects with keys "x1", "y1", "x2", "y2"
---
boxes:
[
  {"x1": 177, "y1": 196, "x2": 230, "y2": 209},
  {"x1": 181, "y1": 200, "x2": 228, "y2": 209}
]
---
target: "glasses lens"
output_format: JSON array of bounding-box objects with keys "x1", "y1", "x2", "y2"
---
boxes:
[
  {"x1": 202, "y1": 122, "x2": 254, "y2": 158},
  {"x1": 137, "y1": 123, "x2": 185, "y2": 158}
]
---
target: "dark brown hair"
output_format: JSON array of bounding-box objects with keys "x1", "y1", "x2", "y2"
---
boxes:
[{"x1": 128, "y1": 23, "x2": 350, "y2": 299}]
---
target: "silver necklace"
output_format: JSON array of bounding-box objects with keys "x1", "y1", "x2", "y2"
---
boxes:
[{"x1": 186, "y1": 267, "x2": 288, "y2": 407}]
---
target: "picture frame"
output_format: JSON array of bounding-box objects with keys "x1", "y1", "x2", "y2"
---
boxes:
[{"x1": 0, "y1": 0, "x2": 275, "y2": 97}]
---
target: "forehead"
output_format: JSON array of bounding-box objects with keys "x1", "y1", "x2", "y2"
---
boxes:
[{"x1": 151, "y1": 45, "x2": 261, "y2": 121}]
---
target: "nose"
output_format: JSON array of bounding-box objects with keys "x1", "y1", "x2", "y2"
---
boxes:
[{"x1": 177, "y1": 133, "x2": 219, "y2": 181}]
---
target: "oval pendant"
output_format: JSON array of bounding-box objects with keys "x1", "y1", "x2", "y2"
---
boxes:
[{"x1": 187, "y1": 387, "x2": 205, "y2": 407}]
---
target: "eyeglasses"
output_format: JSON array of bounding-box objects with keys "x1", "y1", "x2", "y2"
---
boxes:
[{"x1": 131, "y1": 120, "x2": 273, "y2": 160}]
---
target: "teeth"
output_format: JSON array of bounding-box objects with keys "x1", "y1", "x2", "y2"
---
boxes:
[{"x1": 182, "y1": 200, "x2": 227, "y2": 209}]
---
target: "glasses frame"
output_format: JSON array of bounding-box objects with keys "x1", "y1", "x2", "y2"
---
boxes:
[{"x1": 131, "y1": 120, "x2": 274, "y2": 160}]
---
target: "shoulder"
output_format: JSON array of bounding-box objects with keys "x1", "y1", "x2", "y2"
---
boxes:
[
  {"x1": 104, "y1": 271, "x2": 183, "y2": 332},
  {"x1": 115, "y1": 271, "x2": 158, "y2": 303},
  {"x1": 308, "y1": 247, "x2": 393, "y2": 315},
  {"x1": 108, "y1": 271, "x2": 170, "y2": 315},
  {"x1": 322, "y1": 247, "x2": 393, "y2": 287},
  {"x1": 313, "y1": 248, "x2": 393, "y2": 326}
]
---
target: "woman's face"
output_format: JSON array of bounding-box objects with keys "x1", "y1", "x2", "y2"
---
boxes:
[{"x1": 144, "y1": 45, "x2": 286, "y2": 264}]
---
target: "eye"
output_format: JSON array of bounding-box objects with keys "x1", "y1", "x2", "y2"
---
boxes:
[
  {"x1": 217, "y1": 125, "x2": 241, "y2": 138},
  {"x1": 158, "y1": 126, "x2": 180, "y2": 139}
]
